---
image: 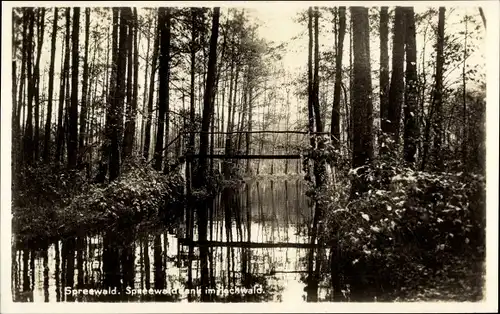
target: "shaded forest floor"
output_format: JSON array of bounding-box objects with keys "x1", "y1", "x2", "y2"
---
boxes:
[{"x1": 394, "y1": 254, "x2": 485, "y2": 302}]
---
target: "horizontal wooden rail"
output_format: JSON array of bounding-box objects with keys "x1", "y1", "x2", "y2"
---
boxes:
[
  {"x1": 181, "y1": 130, "x2": 331, "y2": 135},
  {"x1": 184, "y1": 154, "x2": 306, "y2": 160},
  {"x1": 178, "y1": 238, "x2": 325, "y2": 249}
]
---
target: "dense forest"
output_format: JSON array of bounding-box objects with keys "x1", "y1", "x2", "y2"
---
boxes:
[{"x1": 10, "y1": 5, "x2": 487, "y2": 302}]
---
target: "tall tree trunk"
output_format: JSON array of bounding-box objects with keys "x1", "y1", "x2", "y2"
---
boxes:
[
  {"x1": 379, "y1": 7, "x2": 390, "y2": 137},
  {"x1": 422, "y1": 7, "x2": 445, "y2": 171},
  {"x1": 461, "y1": 16, "x2": 468, "y2": 169},
  {"x1": 12, "y1": 58, "x2": 18, "y2": 168},
  {"x1": 33, "y1": 8, "x2": 46, "y2": 162},
  {"x1": 154, "y1": 8, "x2": 171, "y2": 171},
  {"x1": 140, "y1": 21, "x2": 151, "y2": 155},
  {"x1": 162, "y1": 8, "x2": 172, "y2": 174},
  {"x1": 88, "y1": 43, "x2": 98, "y2": 178},
  {"x1": 307, "y1": 7, "x2": 316, "y2": 152},
  {"x1": 95, "y1": 9, "x2": 118, "y2": 183},
  {"x1": 189, "y1": 8, "x2": 197, "y2": 158},
  {"x1": 331, "y1": 7, "x2": 346, "y2": 149},
  {"x1": 43, "y1": 8, "x2": 58, "y2": 163},
  {"x1": 387, "y1": 7, "x2": 405, "y2": 144},
  {"x1": 403, "y1": 8, "x2": 419, "y2": 165},
  {"x1": 123, "y1": 9, "x2": 135, "y2": 159},
  {"x1": 143, "y1": 19, "x2": 159, "y2": 160},
  {"x1": 132, "y1": 9, "x2": 139, "y2": 157},
  {"x1": 245, "y1": 85, "x2": 253, "y2": 174},
  {"x1": 23, "y1": 8, "x2": 35, "y2": 165},
  {"x1": 223, "y1": 49, "x2": 234, "y2": 177},
  {"x1": 197, "y1": 7, "x2": 220, "y2": 303},
  {"x1": 237, "y1": 73, "x2": 248, "y2": 155},
  {"x1": 312, "y1": 7, "x2": 322, "y2": 134},
  {"x1": 67, "y1": 7, "x2": 80, "y2": 169},
  {"x1": 348, "y1": 17, "x2": 354, "y2": 152},
  {"x1": 226, "y1": 63, "x2": 239, "y2": 164},
  {"x1": 210, "y1": 32, "x2": 226, "y2": 172},
  {"x1": 15, "y1": 10, "x2": 28, "y2": 165},
  {"x1": 308, "y1": 7, "x2": 328, "y2": 301},
  {"x1": 109, "y1": 8, "x2": 129, "y2": 180},
  {"x1": 78, "y1": 8, "x2": 90, "y2": 165},
  {"x1": 56, "y1": 8, "x2": 71, "y2": 164},
  {"x1": 350, "y1": 6, "x2": 374, "y2": 196}
]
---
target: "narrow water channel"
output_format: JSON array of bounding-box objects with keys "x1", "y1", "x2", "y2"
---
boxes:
[{"x1": 11, "y1": 178, "x2": 333, "y2": 303}]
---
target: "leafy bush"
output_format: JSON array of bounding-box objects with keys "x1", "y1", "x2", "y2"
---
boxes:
[
  {"x1": 319, "y1": 161, "x2": 486, "y2": 300},
  {"x1": 12, "y1": 162, "x2": 184, "y2": 247}
]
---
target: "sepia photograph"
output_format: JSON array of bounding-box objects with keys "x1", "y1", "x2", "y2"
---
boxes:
[{"x1": 1, "y1": 1, "x2": 498, "y2": 312}]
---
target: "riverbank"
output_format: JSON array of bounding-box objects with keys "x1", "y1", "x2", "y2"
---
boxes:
[{"x1": 11, "y1": 163, "x2": 186, "y2": 249}]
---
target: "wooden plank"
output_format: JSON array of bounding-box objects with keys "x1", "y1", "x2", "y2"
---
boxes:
[
  {"x1": 185, "y1": 154, "x2": 305, "y2": 160},
  {"x1": 178, "y1": 238, "x2": 325, "y2": 249},
  {"x1": 181, "y1": 130, "x2": 331, "y2": 135}
]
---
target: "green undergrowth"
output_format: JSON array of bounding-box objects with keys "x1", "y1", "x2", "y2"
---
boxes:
[
  {"x1": 12, "y1": 162, "x2": 185, "y2": 248},
  {"x1": 317, "y1": 159, "x2": 486, "y2": 301}
]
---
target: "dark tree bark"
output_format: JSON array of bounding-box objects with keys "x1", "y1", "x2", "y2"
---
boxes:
[
  {"x1": 56, "y1": 8, "x2": 71, "y2": 164},
  {"x1": 88, "y1": 40, "x2": 98, "y2": 178},
  {"x1": 307, "y1": 7, "x2": 315, "y2": 150},
  {"x1": 403, "y1": 8, "x2": 419, "y2": 165},
  {"x1": 154, "y1": 8, "x2": 171, "y2": 171},
  {"x1": 198, "y1": 7, "x2": 221, "y2": 180},
  {"x1": 350, "y1": 7, "x2": 374, "y2": 196},
  {"x1": 12, "y1": 58, "x2": 18, "y2": 164},
  {"x1": 387, "y1": 7, "x2": 405, "y2": 143},
  {"x1": 312, "y1": 7, "x2": 322, "y2": 134},
  {"x1": 131, "y1": 8, "x2": 139, "y2": 155},
  {"x1": 33, "y1": 8, "x2": 46, "y2": 162},
  {"x1": 67, "y1": 7, "x2": 80, "y2": 169},
  {"x1": 143, "y1": 19, "x2": 159, "y2": 160},
  {"x1": 331, "y1": 7, "x2": 346, "y2": 149},
  {"x1": 236, "y1": 73, "x2": 248, "y2": 155},
  {"x1": 162, "y1": 8, "x2": 172, "y2": 174},
  {"x1": 23, "y1": 8, "x2": 35, "y2": 165},
  {"x1": 95, "y1": 9, "x2": 118, "y2": 183},
  {"x1": 225, "y1": 61, "x2": 239, "y2": 165},
  {"x1": 461, "y1": 16, "x2": 469, "y2": 169},
  {"x1": 63, "y1": 62, "x2": 71, "y2": 164},
  {"x1": 11, "y1": 18, "x2": 18, "y2": 171},
  {"x1": 140, "y1": 19, "x2": 151, "y2": 154},
  {"x1": 15, "y1": 10, "x2": 28, "y2": 155},
  {"x1": 379, "y1": 7, "x2": 390, "y2": 135},
  {"x1": 245, "y1": 84, "x2": 253, "y2": 174},
  {"x1": 210, "y1": 29, "x2": 226, "y2": 172},
  {"x1": 223, "y1": 42, "x2": 235, "y2": 177},
  {"x1": 197, "y1": 7, "x2": 220, "y2": 303},
  {"x1": 308, "y1": 8, "x2": 328, "y2": 300},
  {"x1": 43, "y1": 8, "x2": 58, "y2": 163},
  {"x1": 423, "y1": 7, "x2": 445, "y2": 171},
  {"x1": 189, "y1": 8, "x2": 198, "y2": 158},
  {"x1": 78, "y1": 8, "x2": 90, "y2": 165},
  {"x1": 348, "y1": 17, "x2": 354, "y2": 152},
  {"x1": 109, "y1": 8, "x2": 129, "y2": 180},
  {"x1": 123, "y1": 9, "x2": 135, "y2": 159}
]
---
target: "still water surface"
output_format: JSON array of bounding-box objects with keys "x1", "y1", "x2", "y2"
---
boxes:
[{"x1": 12, "y1": 178, "x2": 332, "y2": 302}]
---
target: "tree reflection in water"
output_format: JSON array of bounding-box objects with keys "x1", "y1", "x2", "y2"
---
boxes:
[{"x1": 12, "y1": 179, "x2": 332, "y2": 303}]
